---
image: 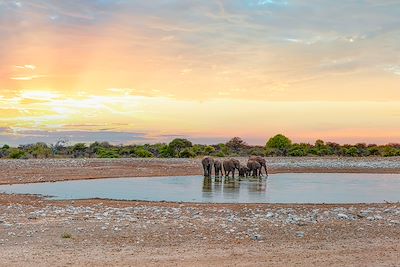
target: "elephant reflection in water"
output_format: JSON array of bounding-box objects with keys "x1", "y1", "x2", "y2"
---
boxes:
[
  {"x1": 202, "y1": 176, "x2": 213, "y2": 192},
  {"x1": 247, "y1": 179, "x2": 267, "y2": 193},
  {"x1": 222, "y1": 177, "x2": 241, "y2": 194}
]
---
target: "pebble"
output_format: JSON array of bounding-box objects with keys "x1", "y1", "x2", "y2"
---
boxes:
[
  {"x1": 251, "y1": 234, "x2": 264, "y2": 241},
  {"x1": 295, "y1": 231, "x2": 305, "y2": 238},
  {"x1": 337, "y1": 213, "x2": 349, "y2": 220}
]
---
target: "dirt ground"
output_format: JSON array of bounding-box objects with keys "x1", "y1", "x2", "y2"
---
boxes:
[{"x1": 0, "y1": 157, "x2": 400, "y2": 266}]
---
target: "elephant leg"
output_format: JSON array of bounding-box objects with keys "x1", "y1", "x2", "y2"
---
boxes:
[
  {"x1": 203, "y1": 165, "x2": 207, "y2": 176},
  {"x1": 264, "y1": 165, "x2": 268, "y2": 176}
]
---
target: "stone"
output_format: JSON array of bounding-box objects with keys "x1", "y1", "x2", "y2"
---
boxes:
[
  {"x1": 337, "y1": 213, "x2": 349, "y2": 220},
  {"x1": 295, "y1": 231, "x2": 305, "y2": 238},
  {"x1": 266, "y1": 212, "x2": 274, "y2": 219},
  {"x1": 251, "y1": 234, "x2": 264, "y2": 241}
]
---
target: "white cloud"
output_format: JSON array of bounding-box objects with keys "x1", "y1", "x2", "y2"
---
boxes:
[{"x1": 384, "y1": 65, "x2": 400, "y2": 76}]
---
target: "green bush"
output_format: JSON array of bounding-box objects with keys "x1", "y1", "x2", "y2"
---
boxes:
[
  {"x1": 97, "y1": 148, "x2": 120, "y2": 158},
  {"x1": 29, "y1": 143, "x2": 52, "y2": 158},
  {"x1": 288, "y1": 148, "x2": 308, "y2": 156},
  {"x1": 215, "y1": 151, "x2": 225, "y2": 157},
  {"x1": 204, "y1": 146, "x2": 215, "y2": 155},
  {"x1": 133, "y1": 147, "x2": 154, "y2": 158},
  {"x1": 9, "y1": 149, "x2": 27, "y2": 159},
  {"x1": 159, "y1": 145, "x2": 174, "y2": 158},
  {"x1": 382, "y1": 146, "x2": 398, "y2": 157},
  {"x1": 344, "y1": 147, "x2": 359, "y2": 157},
  {"x1": 179, "y1": 148, "x2": 196, "y2": 158}
]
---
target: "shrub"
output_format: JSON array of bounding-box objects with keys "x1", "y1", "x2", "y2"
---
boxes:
[
  {"x1": 179, "y1": 148, "x2": 196, "y2": 158},
  {"x1": 215, "y1": 151, "x2": 225, "y2": 157},
  {"x1": 382, "y1": 146, "x2": 398, "y2": 157},
  {"x1": 204, "y1": 146, "x2": 215, "y2": 155},
  {"x1": 97, "y1": 148, "x2": 120, "y2": 158},
  {"x1": 133, "y1": 147, "x2": 154, "y2": 158},
  {"x1": 192, "y1": 144, "x2": 205, "y2": 155},
  {"x1": 62, "y1": 233, "x2": 72, "y2": 239},
  {"x1": 159, "y1": 145, "x2": 174, "y2": 158},
  {"x1": 29, "y1": 143, "x2": 52, "y2": 158},
  {"x1": 344, "y1": 147, "x2": 359, "y2": 157},
  {"x1": 367, "y1": 146, "x2": 381, "y2": 156},
  {"x1": 248, "y1": 147, "x2": 265, "y2": 156},
  {"x1": 9, "y1": 149, "x2": 27, "y2": 159}
]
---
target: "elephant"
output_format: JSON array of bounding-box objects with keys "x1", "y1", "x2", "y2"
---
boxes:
[
  {"x1": 247, "y1": 160, "x2": 262, "y2": 177},
  {"x1": 201, "y1": 156, "x2": 214, "y2": 177},
  {"x1": 249, "y1": 156, "x2": 268, "y2": 176},
  {"x1": 223, "y1": 158, "x2": 240, "y2": 178},
  {"x1": 238, "y1": 165, "x2": 249, "y2": 177},
  {"x1": 214, "y1": 159, "x2": 223, "y2": 177}
]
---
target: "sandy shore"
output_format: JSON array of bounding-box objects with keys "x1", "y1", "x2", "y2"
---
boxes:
[{"x1": 1, "y1": 157, "x2": 400, "y2": 266}]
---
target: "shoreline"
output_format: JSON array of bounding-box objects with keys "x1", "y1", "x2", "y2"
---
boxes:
[{"x1": 1, "y1": 156, "x2": 400, "y2": 185}]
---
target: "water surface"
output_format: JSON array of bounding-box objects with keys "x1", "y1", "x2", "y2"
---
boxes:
[{"x1": 1, "y1": 173, "x2": 400, "y2": 203}]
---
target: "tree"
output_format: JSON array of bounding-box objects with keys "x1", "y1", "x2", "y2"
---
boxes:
[
  {"x1": 51, "y1": 139, "x2": 68, "y2": 156},
  {"x1": 2, "y1": 144, "x2": 10, "y2": 150},
  {"x1": 226, "y1": 137, "x2": 247, "y2": 153},
  {"x1": 71, "y1": 143, "x2": 88, "y2": 158},
  {"x1": 168, "y1": 138, "x2": 192, "y2": 157},
  {"x1": 265, "y1": 134, "x2": 292, "y2": 156}
]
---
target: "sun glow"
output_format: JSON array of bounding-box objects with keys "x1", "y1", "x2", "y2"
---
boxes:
[{"x1": 1, "y1": 1, "x2": 400, "y2": 145}]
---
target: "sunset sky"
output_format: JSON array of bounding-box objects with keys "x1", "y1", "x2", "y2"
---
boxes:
[{"x1": 1, "y1": 0, "x2": 400, "y2": 146}]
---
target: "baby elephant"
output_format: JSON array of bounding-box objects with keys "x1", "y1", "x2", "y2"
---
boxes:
[
  {"x1": 223, "y1": 158, "x2": 240, "y2": 178},
  {"x1": 238, "y1": 165, "x2": 249, "y2": 177},
  {"x1": 201, "y1": 156, "x2": 214, "y2": 177},
  {"x1": 214, "y1": 159, "x2": 223, "y2": 176},
  {"x1": 247, "y1": 160, "x2": 262, "y2": 177}
]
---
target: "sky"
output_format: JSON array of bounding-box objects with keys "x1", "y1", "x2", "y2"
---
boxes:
[{"x1": 1, "y1": 0, "x2": 400, "y2": 146}]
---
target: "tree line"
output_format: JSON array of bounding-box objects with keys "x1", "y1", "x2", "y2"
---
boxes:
[{"x1": 0, "y1": 134, "x2": 399, "y2": 159}]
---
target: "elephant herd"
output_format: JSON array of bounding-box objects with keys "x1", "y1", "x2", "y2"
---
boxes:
[{"x1": 201, "y1": 156, "x2": 268, "y2": 178}]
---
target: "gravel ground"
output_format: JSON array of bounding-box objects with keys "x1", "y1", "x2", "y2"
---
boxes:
[
  {"x1": 0, "y1": 157, "x2": 400, "y2": 266},
  {"x1": 0, "y1": 195, "x2": 399, "y2": 266}
]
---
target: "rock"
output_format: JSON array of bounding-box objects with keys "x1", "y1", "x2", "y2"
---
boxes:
[
  {"x1": 337, "y1": 213, "x2": 349, "y2": 220},
  {"x1": 367, "y1": 215, "x2": 383, "y2": 221},
  {"x1": 295, "y1": 231, "x2": 305, "y2": 238},
  {"x1": 251, "y1": 234, "x2": 264, "y2": 241},
  {"x1": 266, "y1": 212, "x2": 274, "y2": 219}
]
